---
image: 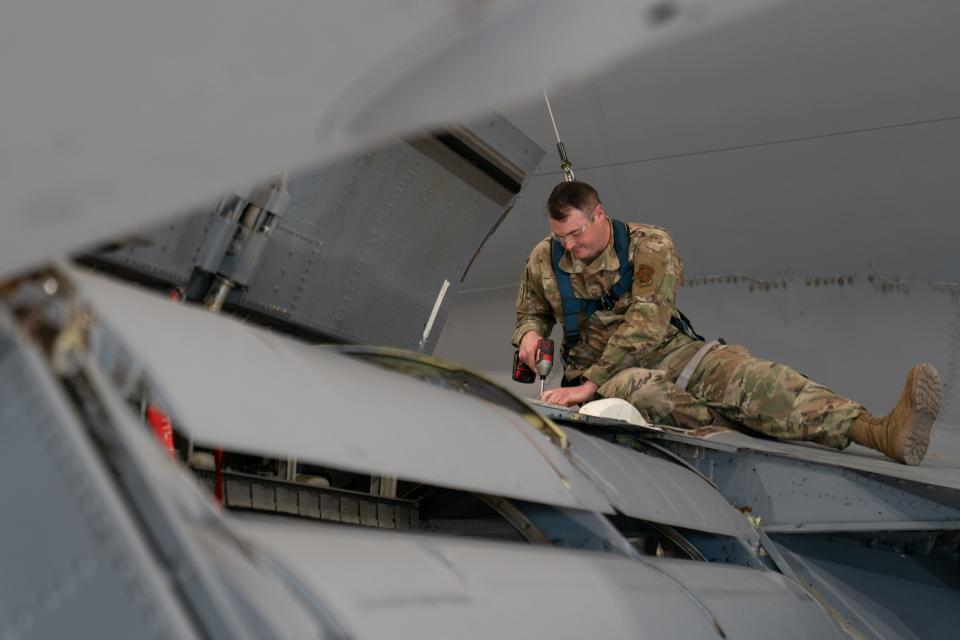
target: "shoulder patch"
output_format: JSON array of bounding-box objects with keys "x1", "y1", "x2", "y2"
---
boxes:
[
  {"x1": 632, "y1": 249, "x2": 668, "y2": 297},
  {"x1": 636, "y1": 263, "x2": 656, "y2": 287}
]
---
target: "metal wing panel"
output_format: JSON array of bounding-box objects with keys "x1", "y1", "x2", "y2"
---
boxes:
[
  {"x1": 71, "y1": 266, "x2": 610, "y2": 512},
  {"x1": 650, "y1": 557, "x2": 847, "y2": 640},
  {"x1": 237, "y1": 517, "x2": 844, "y2": 640},
  {"x1": 0, "y1": 311, "x2": 200, "y2": 639},
  {"x1": 685, "y1": 430, "x2": 960, "y2": 490},
  {"x1": 93, "y1": 210, "x2": 215, "y2": 287},
  {"x1": 661, "y1": 430, "x2": 960, "y2": 533},
  {"x1": 237, "y1": 140, "x2": 511, "y2": 350},
  {"x1": 766, "y1": 534, "x2": 960, "y2": 640},
  {"x1": 87, "y1": 114, "x2": 543, "y2": 352},
  {"x1": 563, "y1": 428, "x2": 757, "y2": 539}
]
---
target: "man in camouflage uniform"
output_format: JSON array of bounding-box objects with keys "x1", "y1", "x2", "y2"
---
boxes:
[{"x1": 514, "y1": 181, "x2": 942, "y2": 464}]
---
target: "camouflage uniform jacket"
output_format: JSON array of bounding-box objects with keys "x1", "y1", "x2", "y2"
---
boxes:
[{"x1": 512, "y1": 220, "x2": 696, "y2": 387}]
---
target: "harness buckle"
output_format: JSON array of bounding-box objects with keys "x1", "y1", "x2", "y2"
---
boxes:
[{"x1": 598, "y1": 290, "x2": 617, "y2": 311}]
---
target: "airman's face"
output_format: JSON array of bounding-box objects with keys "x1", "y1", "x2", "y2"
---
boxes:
[{"x1": 549, "y1": 204, "x2": 609, "y2": 261}]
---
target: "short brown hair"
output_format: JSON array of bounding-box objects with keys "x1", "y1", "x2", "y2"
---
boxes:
[{"x1": 546, "y1": 181, "x2": 602, "y2": 220}]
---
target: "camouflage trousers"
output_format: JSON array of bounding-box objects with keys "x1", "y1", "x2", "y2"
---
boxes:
[{"x1": 596, "y1": 344, "x2": 864, "y2": 449}]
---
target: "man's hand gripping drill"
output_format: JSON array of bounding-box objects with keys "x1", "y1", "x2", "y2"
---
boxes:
[
  {"x1": 515, "y1": 331, "x2": 598, "y2": 406},
  {"x1": 513, "y1": 332, "x2": 554, "y2": 397}
]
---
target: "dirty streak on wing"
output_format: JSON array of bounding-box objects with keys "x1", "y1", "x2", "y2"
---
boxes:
[{"x1": 68, "y1": 266, "x2": 612, "y2": 512}]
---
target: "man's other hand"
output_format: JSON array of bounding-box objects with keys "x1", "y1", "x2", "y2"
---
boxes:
[
  {"x1": 519, "y1": 330, "x2": 543, "y2": 370},
  {"x1": 541, "y1": 380, "x2": 599, "y2": 407}
]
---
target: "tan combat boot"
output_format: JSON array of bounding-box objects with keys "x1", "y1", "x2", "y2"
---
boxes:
[{"x1": 850, "y1": 363, "x2": 942, "y2": 465}]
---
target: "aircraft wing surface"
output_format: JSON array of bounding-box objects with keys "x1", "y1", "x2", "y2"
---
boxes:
[
  {"x1": 563, "y1": 427, "x2": 759, "y2": 540},
  {"x1": 69, "y1": 264, "x2": 612, "y2": 512},
  {"x1": 237, "y1": 515, "x2": 845, "y2": 640}
]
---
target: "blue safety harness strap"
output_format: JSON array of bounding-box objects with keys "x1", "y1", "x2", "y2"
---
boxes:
[
  {"x1": 551, "y1": 218, "x2": 633, "y2": 349},
  {"x1": 551, "y1": 219, "x2": 705, "y2": 364}
]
